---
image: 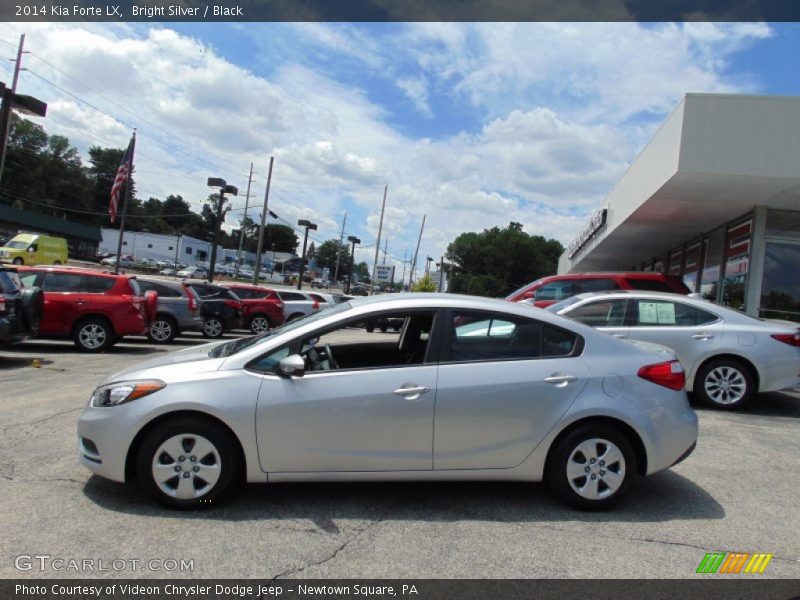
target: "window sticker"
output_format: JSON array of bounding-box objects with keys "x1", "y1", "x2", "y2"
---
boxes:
[{"x1": 639, "y1": 301, "x2": 676, "y2": 325}]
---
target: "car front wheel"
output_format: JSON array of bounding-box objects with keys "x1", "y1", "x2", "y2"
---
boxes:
[
  {"x1": 136, "y1": 417, "x2": 240, "y2": 509},
  {"x1": 202, "y1": 317, "x2": 224, "y2": 338},
  {"x1": 546, "y1": 424, "x2": 637, "y2": 510},
  {"x1": 694, "y1": 358, "x2": 754, "y2": 410}
]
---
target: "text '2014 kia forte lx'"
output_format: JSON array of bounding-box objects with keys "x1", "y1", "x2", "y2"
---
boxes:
[{"x1": 78, "y1": 294, "x2": 698, "y2": 511}]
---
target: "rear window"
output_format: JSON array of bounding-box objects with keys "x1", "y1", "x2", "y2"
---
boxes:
[
  {"x1": 624, "y1": 277, "x2": 673, "y2": 292},
  {"x1": 231, "y1": 288, "x2": 264, "y2": 300},
  {"x1": 0, "y1": 270, "x2": 21, "y2": 293},
  {"x1": 310, "y1": 294, "x2": 326, "y2": 303}
]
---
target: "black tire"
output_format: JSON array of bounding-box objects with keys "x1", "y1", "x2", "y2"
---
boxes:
[
  {"x1": 546, "y1": 424, "x2": 638, "y2": 511},
  {"x1": 694, "y1": 358, "x2": 755, "y2": 410},
  {"x1": 135, "y1": 416, "x2": 241, "y2": 509},
  {"x1": 202, "y1": 316, "x2": 225, "y2": 338},
  {"x1": 53, "y1": 260, "x2": 62, "y2": 265},
  {"x1": 20, "y1": 286, "x2": 44, "y2": 333},
  {"x1": 365, "y1": 323, "x2": 375, "y2": 333},
  {"x1": 379, "y1": 323, "x2": 388, "y2": 333},
  {"x1": 12, "y1": 257, "x2": 23, "y2": 265},
  {"x1": 147, "y1": 314, "x2": 178, "y2": 344},
  {"x1": 248, "y1": 314, "x2": 272, "y2": 335},
  {"x1": 72, "y1": 317, "x2": 115, "y2": 352}
]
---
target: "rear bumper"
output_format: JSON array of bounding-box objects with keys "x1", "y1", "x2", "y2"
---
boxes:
[{"x1": 0, "y1": 315, "x2": 32, "y2": 344}]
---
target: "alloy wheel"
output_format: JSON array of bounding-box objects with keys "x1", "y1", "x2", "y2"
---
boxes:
[
  {"x1": 150, "y1": 320, "x2": 173, "y2": 342},
  {"x1": 250, "y1": 316, "x2": 270, "y2": 334},
  {"x1": 204, "y1": 318, "x2": 223, "y2": 337},
  {"x1": 79, "y1": 323, "x2": 107, "y2": 350},
  {"x1": 704, "y1": 366, "x2": 747, "y2": 405}
]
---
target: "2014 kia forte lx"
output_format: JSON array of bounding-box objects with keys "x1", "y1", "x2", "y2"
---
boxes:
[{"x1": 77, "y1": 294, "x2": 698, "y2": 510}]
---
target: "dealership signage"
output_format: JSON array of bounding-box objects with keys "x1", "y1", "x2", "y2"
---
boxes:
[
  {"x1": 567, "y1": 208, "x2": 608, "y2": 259},
  {"x1": 375, "y1": 264, "x2": 395, "y2": 283}
]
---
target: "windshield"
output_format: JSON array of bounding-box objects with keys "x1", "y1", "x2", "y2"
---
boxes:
[
  {"x1": 209, "y1": 301, "x2": 353, "y2": 358},
  {"x1": 505, "y1": 278, "x2": 542, "y2": 300},
  {"x1": 4, "y1": 241, "x2": 28, "y2": 249},
  {"x1": 545, "y1": 295, "x2": 585, "y2": 313}
]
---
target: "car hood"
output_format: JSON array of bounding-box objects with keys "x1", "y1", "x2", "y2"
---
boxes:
[{"x1": 103, "y1": 341, "x2": 227, "y2": 384}]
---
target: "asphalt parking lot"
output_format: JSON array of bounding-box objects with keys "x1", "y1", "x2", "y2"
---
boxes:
[{"x1": 1, "y1": 334, "x2": 799, "y2": 579}]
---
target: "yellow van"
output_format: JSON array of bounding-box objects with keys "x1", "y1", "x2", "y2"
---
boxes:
[{"x1": 0, "y1": 233, "x2": 68, "y2": 266}]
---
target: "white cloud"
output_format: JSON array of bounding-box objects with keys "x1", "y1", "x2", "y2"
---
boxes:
[{"x1": 0, "y1": 21, "x2": 775, "y2": 279}]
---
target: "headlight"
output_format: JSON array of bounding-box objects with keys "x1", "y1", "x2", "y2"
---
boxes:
[{"x1": 90, "y1": 380, "x2": 166, "y2": 407}]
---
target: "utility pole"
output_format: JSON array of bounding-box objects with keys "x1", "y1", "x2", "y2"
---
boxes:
[
  {"x1": 0, "y1": 34, "x2": 25, "y2": 183},
  {"x1": 409, "y1": 214, "x2": 426, "y2": 288},
  {"x1": 253, "y1": 156, "x2": 274, "y2": 285},
  {"x1": 438, "y1": 256, "x2": 445, "y2": 292},
  {"x1": 369, "y1": 185, "x2": 388, "y2": 295},
  {"x1": 332, "y1": 211, "x2": 347, "y2": 288},
  {"x1": 234, "y1": 162, "x2": 254, "y2": 279},
  {"x1": 400, "y1": 250, "x2": 408, "y2": 291}
]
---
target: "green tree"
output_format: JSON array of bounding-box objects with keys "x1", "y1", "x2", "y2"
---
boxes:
[
  {"x1": 446, "y1": 221, "x2": 563, "y2": 297},
  {"x1": 354, "y1": 261, "x2": 370, "y2": 282},
  {"x1": 411, "y1": 274, "x2": 438, "y2": 292},
  {"x1": 314, "y1": 239, "x2": 351, "y2": 278}
]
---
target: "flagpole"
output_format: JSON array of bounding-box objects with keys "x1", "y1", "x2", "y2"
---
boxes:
[{"x1": 114, "y1": 131, "x2": 136, "y2": 274}]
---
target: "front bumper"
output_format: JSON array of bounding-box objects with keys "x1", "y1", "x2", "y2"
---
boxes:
[{"x1": 77, "y1": 404, "x2": 143, "y2": 482}]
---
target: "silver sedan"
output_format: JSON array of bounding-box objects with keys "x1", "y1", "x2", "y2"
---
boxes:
[
  {"x1": 545, "y1": 291, "x2": 800, "y2": 410},
  {"x1": 78, "y1": 294, "x2": 698, "y2": 510}
]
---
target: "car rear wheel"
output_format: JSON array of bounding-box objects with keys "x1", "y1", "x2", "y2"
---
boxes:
[
  {"x1": 53, "y1": 260, "x2": 61, "y2": 265},
  {"x1": 136, "y1": 417, "x2": 240, "y2": 509},
  {"x1": 546, "y1": 424, "x2": 637, "y2": 510},
  {"x1": 202, "y1": 317, "x2": 224, "y2": 338},
  {"x1": 12, "y1": 257, "x2": 23, "y2": 265},
  {"x1": 148, "y1": 315, "x2": 177, "y2": 344},
  {"x1": 73, "y1": 317, "x2": 115, "y2": 352},
  {"x1": 249, "y1": 314, "x2": 271, "y2": 334},
  {"x1": 694, "y1": 358, "x2": 754, "y2": 410}
]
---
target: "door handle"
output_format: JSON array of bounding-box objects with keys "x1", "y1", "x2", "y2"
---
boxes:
[
  {"x1": 393, "y1": 386, "x2": 430, "y2": 400},
  {"x1": 611, "y1": 332, "x2": 627, "y2": 339},
  {"x1": 544, "y1": 374, "x2": 577, "y2": 387},
  {"x1": 73, "y1": 299, "x2": 87, "y2": 305},
  {"x1": 692, "y1": 333, "x2": 714, "y2": 340}
]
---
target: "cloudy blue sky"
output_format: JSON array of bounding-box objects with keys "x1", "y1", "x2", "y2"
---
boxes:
[{"x1": 0, "y1": 22, "x2": 798, "y2": 274}]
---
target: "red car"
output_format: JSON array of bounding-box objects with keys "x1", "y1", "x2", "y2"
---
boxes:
[
  {"x1": 16, "y1": 266, "x2": 156, "y2": 352},
  {"x1": 506, "y1": 272, "x2": 691, "y2": 307},
  {"x1": 224, "y1": 283, "x2": 285, "y2": 334}
]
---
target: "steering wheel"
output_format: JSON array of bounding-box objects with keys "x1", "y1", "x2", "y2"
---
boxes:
[{"x1": 324, "y1": 343, "x2": 339, "y2": 370}]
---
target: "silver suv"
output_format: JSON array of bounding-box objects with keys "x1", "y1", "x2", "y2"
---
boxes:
[
  {"x1": 277, "y1": 290, "x2": 320, "y2": 322},
  {"x1": 136, "y1": 278, "x2": 203, "y2": 343}
]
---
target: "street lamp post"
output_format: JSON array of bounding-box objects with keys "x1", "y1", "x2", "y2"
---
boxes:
[
  {"x1": 297, "y1": 219, "x2": 317, "y2": 290},
  {"x1": 346, "y1": 235, "x2": 361, "y2": 294},
  {"x1": 206, "y1": 177, "x2": 238, "y2": 283}
]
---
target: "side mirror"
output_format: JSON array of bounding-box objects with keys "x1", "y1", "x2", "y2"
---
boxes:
[{"x1": 278, "y1": 354, "x2": 305, "y2": 377}]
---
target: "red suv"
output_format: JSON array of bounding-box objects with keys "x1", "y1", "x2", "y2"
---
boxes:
[
  {"x1": 506, "y1": 272, "x2": 691, "y2": 307},
  {"x1": 17, "y1": 266, "x2": 156, "y2": 352},
  {"x1": 225, "y1": 283, "x2": 285, "y2": 334}
]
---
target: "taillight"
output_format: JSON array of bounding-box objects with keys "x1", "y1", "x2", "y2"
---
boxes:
[
  {"x1": 0, "y1": 295, "x2": 5, "y2": 313},
  {"x1": 638, "y1": 360, "x2": 685, "y2": 391},
  {"x1": 771, "y1": 333, "x2": 800, "y2": 348},
  {"x1": 312, "y1": 298, "x2": 319, "y2": 310},
  {"x1": 183, "y1": 284, "x2": 196, "y2": 311}
]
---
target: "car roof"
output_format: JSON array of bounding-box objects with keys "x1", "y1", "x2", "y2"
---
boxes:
[{"x1": 17, "y1": 265, "x2": 126, "y2": 278}]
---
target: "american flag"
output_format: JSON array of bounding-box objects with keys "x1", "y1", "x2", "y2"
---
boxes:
[{"x1": 109, "y1": 134, "x2": 135, "y2": 224}]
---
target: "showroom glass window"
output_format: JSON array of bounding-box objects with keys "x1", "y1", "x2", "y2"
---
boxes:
[
  {"x1": 721, "y1": 219, "x2": 752, "y2": 311},
  {"x1": 760, "y1": 210, "x2": 800, "y2": 322},
  {"x1": 701, "y1": 227, "x2": 725, "y2": 301},
  {"x1": 683, "y1": 242, "x2": 701, "y2": 292}
]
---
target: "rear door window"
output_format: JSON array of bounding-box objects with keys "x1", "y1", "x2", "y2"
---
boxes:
[
  {"x1": 565, "y1": 299, "x2": 628, "y2": 327},
  {"x1": 41, "y1": 273, "x2": 83, "y2": 292},
  {"x1": 138, "y1": 281, "x2": 181, "y2": 298},
  {"x1": 632, "y1": 299, "x2": 717, "y2": 326}
]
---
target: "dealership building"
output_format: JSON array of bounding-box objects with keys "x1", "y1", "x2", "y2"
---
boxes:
[{"x1": 558, "y1": 93, "x2": 800, "y2": 322}]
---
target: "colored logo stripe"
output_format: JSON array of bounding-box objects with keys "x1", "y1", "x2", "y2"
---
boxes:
[{"x1": 697, "y1": 552, "x2": 773, "y2": 574}]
